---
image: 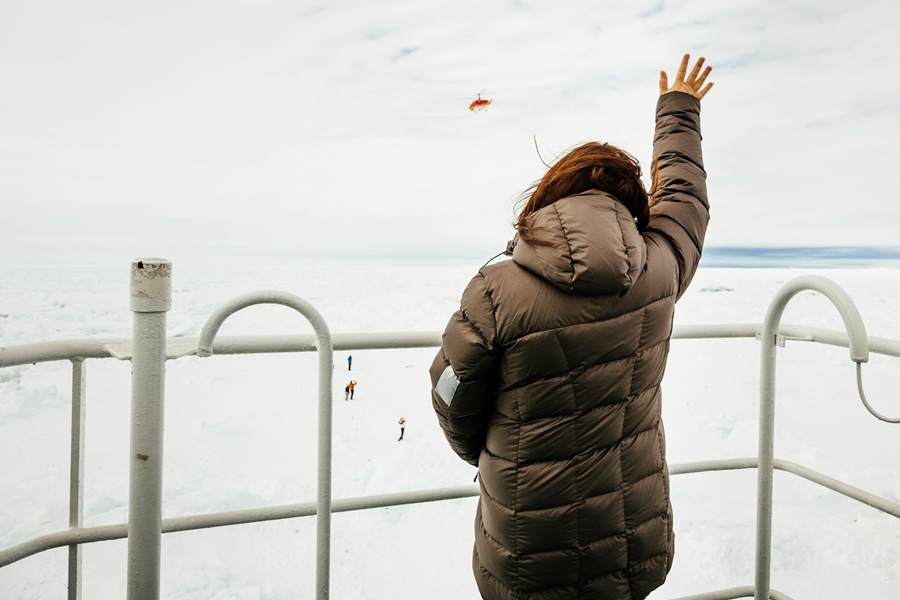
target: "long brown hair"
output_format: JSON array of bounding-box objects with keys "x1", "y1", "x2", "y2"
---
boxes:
[{"x1": 515, "y1": 142, "x2": 651, "y2": 245}]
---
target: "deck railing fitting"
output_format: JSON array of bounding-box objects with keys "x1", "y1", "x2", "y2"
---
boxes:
[{"x1": 196, "y1": 290, "x2": 334, "y2": 600}]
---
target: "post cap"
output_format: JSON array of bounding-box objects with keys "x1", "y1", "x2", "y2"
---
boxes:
[{"x1": 130, "y1": 258, "x2": 172, "y2": 312}]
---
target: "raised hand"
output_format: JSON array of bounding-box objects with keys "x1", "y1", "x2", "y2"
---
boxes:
[{"x1": 660, "y1": 54, "x2": 713, "y2": 100}]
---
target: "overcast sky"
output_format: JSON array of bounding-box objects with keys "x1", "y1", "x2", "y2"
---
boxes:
[{"x1": 2, "y1": 0, "x2": 899, "y2": 265}]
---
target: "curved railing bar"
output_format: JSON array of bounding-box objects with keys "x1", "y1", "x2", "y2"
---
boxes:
[
  {"x1": 671, "y1": 458, "x2": 900, "y2": 519},
  {"x1": 0, "y1": 338, "x2": 126, "y2": 366},
  {"x1": 196, "y1": 290, "x2": 333, "y2": 600},
  {"x1": 755, "y1": 275, "x2": 877, "y2": 600},
  {"x1": 774, "y1": 458, "x2": 900, "y2": 518},
  {"x1": 0, "y1": 484, "x2": 481, "y2": 568},
  {"x1": 0, "y1": 332, "x2": 448, "y2": 367},
  {"x1": 669, "y1": 586, "x2": 793, "y2": 600},
  {"x1": 855, "y1": 363, "x2": 900, "y2": 423},
  {"x1": 5, "y1": 324, "x2": 900, "y2": 368},
  {"x1": 5, "y1": 454, "x2": 898, "y2": 570}
]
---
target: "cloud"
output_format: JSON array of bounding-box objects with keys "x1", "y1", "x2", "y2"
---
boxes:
[{"x1": 1, "y1": 0, "x2": 899, "y2": 262}]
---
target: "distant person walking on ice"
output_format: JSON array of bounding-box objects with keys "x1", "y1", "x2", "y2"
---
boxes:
[
  {"x1": 347, "y1": 355, "x2": 353, "y2": 371},
  {"x1": 344, "y1": 384, "x2": 350, "y2": 401},
  {"x1": 398, "y1": 417, "x2": 406, "y2": 441},
  {"x1": 348, "y1": 380, "x2": 356, "y2": 399}
]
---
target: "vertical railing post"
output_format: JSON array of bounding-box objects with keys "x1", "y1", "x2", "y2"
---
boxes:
[
  {"x1": 756, "y1": 314, "x2": 778, "y2": 600},
  {"x1": 126, "y1": 258, "x2": 172, "y2": 600},
  {"x1": 314, "y1": 319, "x2": 333, "y2": 600},
  {"x1": 67, "y1": 358, "x2": 87, "y2": 600}
]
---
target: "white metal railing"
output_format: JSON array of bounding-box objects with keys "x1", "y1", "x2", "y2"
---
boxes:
[{"x1": 1, "y1": 259, "x2": 899, "y2": 600}]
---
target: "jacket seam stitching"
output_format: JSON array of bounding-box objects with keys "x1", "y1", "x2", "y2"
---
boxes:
[
  {"x1": 556, "y1": 329, "x2": 585, "y2": 595},
  {"x1": 463, "y1": 272, "x2": 497, "y2": 355},
  {"x1": 508, "y1": 294, "x2": 674, "y2": 345},
  {"x1": 498, "y1": 340, "x2": 667, "y2": 399},
  {"x1": 552, "y1": 202, "x2": 578, "y2": 289},
  {"x1": 657, "y1": 384, "x2": 671, "y2": 579},
  {"x1": 622, "y1": 303, "x2": 652, "y2": 596},
  {"x1": 625, "y1": 463, "x2": 665, "y2": 489},
  {"x1": 512, "y1": 381, "x2": 521, "y2": 596},
  {"x1": 457, "y1": 311, "x2": 493, "y2": 363},
  {"x1": 484, "y1": 268, "x2": 521, "y2": 595},
  {"x1": 613, "y1": 201, "x2": 634, "y2": 287}
]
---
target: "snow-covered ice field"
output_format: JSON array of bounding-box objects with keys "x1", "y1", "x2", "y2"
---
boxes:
[{"x1": 1, "y1": 262, "x2": 900, "y2": 599}]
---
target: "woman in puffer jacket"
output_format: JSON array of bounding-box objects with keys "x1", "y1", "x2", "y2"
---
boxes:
[{"x1": 430, "y1": 55, "x2": 714, "y2": 600}]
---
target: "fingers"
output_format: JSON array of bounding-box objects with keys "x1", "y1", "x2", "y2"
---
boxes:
[
  {"x1": 663, "y1": 54, "x2": 715, "y2": 99},
  {"x1": 675, "y1": 54, "x2": 689, "y2": 82},
  {"x1": 696, "y1": 81, "x2": 714, "y2": 100},
  {"x1": 687, "y1": 56, "x2": 705, "y2": 84},
  {"x1": 694, "y1": 64, "x2": 712, "y2": 89}
]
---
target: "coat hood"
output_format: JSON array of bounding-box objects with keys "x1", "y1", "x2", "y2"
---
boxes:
[{"x1": 511, "y1": 190, "x2": 647, "y2": 294}]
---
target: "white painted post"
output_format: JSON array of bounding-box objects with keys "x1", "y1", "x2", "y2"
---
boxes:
[
  {"x1": 67, "y1": 358, "x2": 86, "y2": 600},
  {"x1": 127, "y1": 259, "x2": 171, "y2": 600}
]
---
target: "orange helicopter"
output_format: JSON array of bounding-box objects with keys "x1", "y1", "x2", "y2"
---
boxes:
[{"x1": 468, "y1": 90, "x2": 492, "y2": 112}]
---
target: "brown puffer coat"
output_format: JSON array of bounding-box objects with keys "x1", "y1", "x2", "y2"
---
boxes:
[{"x1": 430, "y1": 91, "x2": 708, "y2": 600}]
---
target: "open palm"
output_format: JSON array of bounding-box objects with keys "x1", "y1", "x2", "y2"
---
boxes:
[{"x1": 660, "y1": 54, "x2": 714, "y2": 100}]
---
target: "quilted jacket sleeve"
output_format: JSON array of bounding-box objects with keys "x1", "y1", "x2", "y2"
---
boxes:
[
  {"x1": 429, "y1": 271, "x2": 499, "y2": 466},
  {"x1": 646, "y1": 91, "x2": 710, "y2": 299}
]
